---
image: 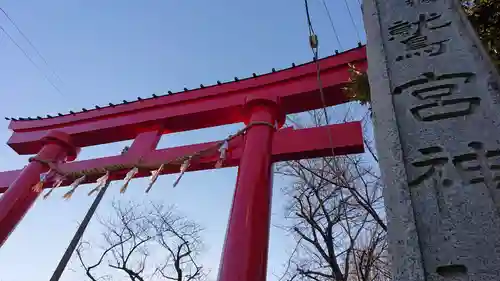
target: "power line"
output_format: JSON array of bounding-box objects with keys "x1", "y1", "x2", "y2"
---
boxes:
[
  {"x1": 320, "y1": 0, "x2": 343, "y2": 50},
  {"x1": 303, "y1": 0, "x2": 335, "y2": 157},
  {"x1": 0, "y1": 7, "x2": 64, "y2": 86},
  {"x1": 312, "y1": 39, "x2": 365, "y2": 281},
  {"x1": 303, "y1": 1, "x2": 363, "y2": 278},
  {"x1": 304, "y1": 0, "x2": 316, "y2": 37},
  {"x1": 49, "y1": 181, "x2": 111, "y2": 281},
  {"x1": 342, "y1": 0, "x2": 362, "y2": 42},
  {"x1": 0, "y1": 25, "x2": 64, "y2": 96}
]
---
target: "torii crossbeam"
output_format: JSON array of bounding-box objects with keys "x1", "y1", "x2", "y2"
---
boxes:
[{"x1": 0, "y1": 46, "x2": 366, "y2": 281}]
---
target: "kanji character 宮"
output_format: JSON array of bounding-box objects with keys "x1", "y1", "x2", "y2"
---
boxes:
[{"x1": 393, "y1": 72, "x2": 479, "y2": 121}]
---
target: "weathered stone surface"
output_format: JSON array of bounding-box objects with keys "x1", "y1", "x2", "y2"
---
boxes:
[{"x1": 363, "y1": 0, "x2": 500, "y2": 280}]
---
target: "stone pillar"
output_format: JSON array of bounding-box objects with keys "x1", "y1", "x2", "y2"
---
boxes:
[{"x1": 363, "y1": 0, "x2": 500, "y2": 280}]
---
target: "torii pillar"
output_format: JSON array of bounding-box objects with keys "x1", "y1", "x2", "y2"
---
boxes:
[
  {"x1": 363, "y1": 0, "x2": 500, "y2": 280},
  {"x1": 218, "y1": 97, "x2": 282, "y2": 281},
  {"x1": 0, "y1": 131, "x2": 78, "y2": 246}
]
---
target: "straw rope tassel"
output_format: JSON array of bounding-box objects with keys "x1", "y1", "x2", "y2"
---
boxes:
[
  {"x1": 32, "y1": 171, "x2": 51, "y2": 193},
  {"x1": 88, "y1": 171, "x2": 110, "y2": 196},
  {"x1": 215, "y1": 141, "x2": 229, "y2": 169},
  {"x1": 43, "y1": 176, "x2": 65, "y2": 200},
  {"x1": 63, "y1": 175, "x2": 86, "y2": 199},
  {"x1": 173, "y1": 157, "x2": 191, "y2": 188},
  {"x1": 120, "y1": 167, "x2": 139, "y2": 194},
  {"x1": 146, "y1": 164, "x2": 164, "y2": 193}
]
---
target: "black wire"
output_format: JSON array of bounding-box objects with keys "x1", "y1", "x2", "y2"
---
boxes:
[
  {"x1": 0, "y1": 7, "x2": 65, "y2": 86},
  {"x1": 49, "y1": 181, "x2": 111, "y2": 281},
  {"x1": 321, "y1": 0, "x2": 343, "y2": 50},
  {"x1": 311, "y1": 48, "x2": 332, "y2": 142},
  {"x1": 0, "y1": 25, "x2": 64, "y2": 96},
  {"x1": 304, "y1": 0, "x2": 315, "y2": 36},
  {"x1": 342, "y1": 0, "x2": 362, "y2": 42},
  {"x1": 304, "y1": 3, "x2": 363, "y2": 276},
  {"x1": 304, "y1": 0, "x2": 330, "y2": 125}
]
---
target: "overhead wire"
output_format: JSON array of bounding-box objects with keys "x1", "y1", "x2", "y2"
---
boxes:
[
  {"x1": 302, "y1": 0, "x2": 332, "y2": 141},
  {"x1": 342, "y1": 0, "x2": 362, "y2": 42},
  {"x1": 0, "y1": 7, "x2": 65, "y2": 86},
  {"x1": 304, "y1": 0, "x2": 316, "y2": 36},
  {"x1": 303, "y1": 0, "x2": 362, "y2": 278},
  {"x1": 0, "y1": 25, "x2": 64, "y2": 96},
  {"x1": 320, "y1": 0, "x2": 343, "y2": 50}
]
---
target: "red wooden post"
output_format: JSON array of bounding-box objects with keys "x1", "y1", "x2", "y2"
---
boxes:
[
  {"x1": 0, "y1": 131, "x2": 77, "y2": 247},
  {"x1": 218, "y1": 97, "x2": 282, "y2": 281}
]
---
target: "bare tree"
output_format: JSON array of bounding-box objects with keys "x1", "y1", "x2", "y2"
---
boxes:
[
  {"x1": 347, "y1": 225, "x2": 390, "y2": 281},
  {"x1": 149, "y1": 204, "x2": 204, "y2": 281},
  {"x1": 277, "y1": 108, "x2": 389, "y2": 281},
  {"x1": 75, "y1": 201, "x2": 206, "y2": 281}
]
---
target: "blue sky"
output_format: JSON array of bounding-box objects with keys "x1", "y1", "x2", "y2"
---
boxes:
[{"x1": 0, "y1": 1, "x2": 365, "y2": 280}]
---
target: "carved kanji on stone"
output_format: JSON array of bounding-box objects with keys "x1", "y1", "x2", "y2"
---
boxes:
[
  {"x1": 388, "y1": 13, "x2": 451, "y2": 61},
  {"x1": 453, "y1": 142, "x2": 500, "y2": 189},
  {"x1": 409, "y1": 146, "x2": 452, "y2": 187},
  {"x1": 365, "y1": 0, "x2": 500, "y2": 278},
  {"x1": 393, "y1": 72, "x2": 480, "y2": 121},
  {"x1": 410, "y1": 142, "x2": 500, "y2": 189},
  {"x1": 406, "y1": 0, "x2": 437, "y2": 7}
]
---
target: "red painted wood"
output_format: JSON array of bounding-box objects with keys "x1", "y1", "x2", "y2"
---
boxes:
[
  {"x1": 218, "y1": 98, "x2": 278, "y2": 281},
  {"x1": 0, "y1": 47, "x2": 367, "y2": 272},
  {"x1": 124, "y1": 131, "x2": 162, "y2": 159},
  {"x1": 0, "y1": 132, "x2": 77, "y2": 246},
  {"x1": 0, "y1": 122, "x2": 363, "y2": 192},
  {"x1": 7, "y1": 47, "x2": 366, "y2": 154}
]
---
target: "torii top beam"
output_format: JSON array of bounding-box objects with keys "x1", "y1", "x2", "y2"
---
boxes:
[
  {"x1": 0, "y1": 46, "x2": 367, "y2": 192},
  {"x1": 6, "y1": 46, "x2": 366, "y2": 155}
]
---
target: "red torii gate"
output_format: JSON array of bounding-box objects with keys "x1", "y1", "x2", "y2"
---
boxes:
[{"x1": 0, "y1": 46, "x2": 366, "y2": 281}]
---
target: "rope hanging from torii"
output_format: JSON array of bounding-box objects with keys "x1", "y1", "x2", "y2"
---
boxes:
[{"x1": 28, "y1": 121, "x2": 277, "y2": 199}]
